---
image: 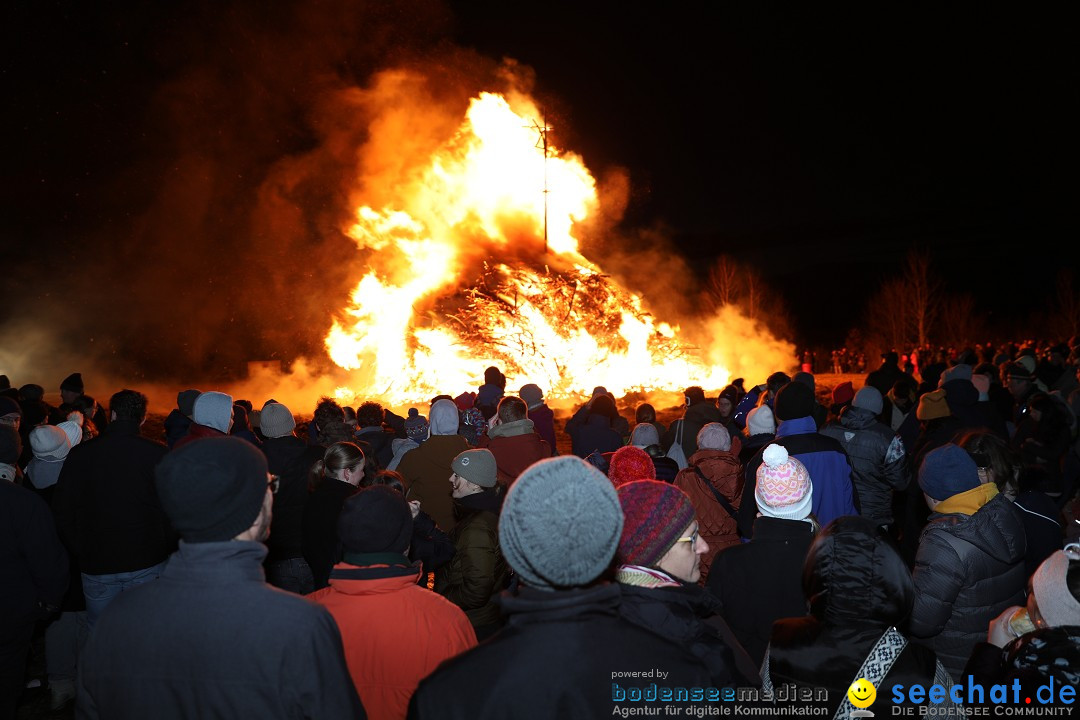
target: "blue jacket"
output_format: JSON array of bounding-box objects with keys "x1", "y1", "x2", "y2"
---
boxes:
[{"x1": 739, "y1": 416, "x2": 858, "y2": 538}]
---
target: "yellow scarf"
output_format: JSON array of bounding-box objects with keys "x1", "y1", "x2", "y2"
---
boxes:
[{"x1": 936, "y1": 483, "x2": 998, "y2": 516}]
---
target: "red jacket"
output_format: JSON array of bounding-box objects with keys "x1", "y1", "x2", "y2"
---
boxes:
[
  {"x1": 308, "y1": 556, "x2": 477, "y2": 720},
  {"x1": 172, "y1": 423, "x2": 226, "y2": 451},
  {"x1": 480, "y1": 419, "x2": 552, "y2": 488},
  {"x1": 674, "y1": 449, "x2": 744, "y2": 585}
]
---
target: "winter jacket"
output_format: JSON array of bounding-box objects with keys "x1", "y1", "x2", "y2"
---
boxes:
[
  {"x1": 1013, "y1": 490, "x2": 1064, "y2": 577},
  {"x1": 765, "y1": 516, "x2": 954, "y2": 717},
  {"x1": 819, "y1": 405, "x2": 909, "y2": 526},
  {"x1": 172, "y1": 422, "x2": 227, "y2": 450},
  {"x1": 78, "y1": 541, "x2": 365, "y2": 720},
  {"x1": 261, "y1": 435, "x2": 322, "y2": 564},
  {"x1": 617, "y1": 580, "x2": 756, "y2": 688},
  {"x1": 407, "y1": 583, "x2": 713, "y2": 720},
  {"x1": 397, "y1": 433, "x2": 470, "y2": 533},
  {"x1": 52, "y1": 419, "x2": 176, "y2": 575},
  {"x1": 963, "y1": 626, "x2": 1080, "y2": 709},
  {"x1": 161, "y1": 409, "x2": 191, "y2": 449},
  {"x1": 708, "y1": 515, "x2": 815, "y2": 666},
  {"x1": 565, "y1": 408, "x2": 623, "y2": 459},
  {"x1": 909, "y1": 491, "x2": 1027, "y2": 680},
  {"x1": 526, "y1": 403, "x2": 557, "y2": 456},
  {"x1": 481, "y1": 419, "x2": 551, "y2": 488},
  {"x1": 408, "y1": 508, "x2": 456, "y2": 577},
  {"x1": 355, "y1": 426, "x2": 394, "y2": 470},
  {"x1": 664, "y1": 402, "x2": 723, "y2": 460},
  {"x1": 0, "y1": 480, "x2": 68, "y2": 627},
  {"x1": 309, "y1": 553, "x2": 477, "y2": 720},
  {"x1": 303, "y1": 477, "x2": 360, "y2": 590},
  {"x1": 673, "y1": 449, "x2": 743, "y2": 584},
  {"x1": 738, "y1": 431, "x2": 774, "y2": 467},
  {"x1": 739, "y1": 416, "x2": 857, "y2": 539},
  {"x1": 435, "y1": 491, "x2": 509, "y2": 630}
]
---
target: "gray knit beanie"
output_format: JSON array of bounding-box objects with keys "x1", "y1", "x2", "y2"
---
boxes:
[
  {"x1": 499, "y1": 456, "x2": 624, "y2": 591},
  {"x1": 259, "y1": 401, "x2": 296, "y2": 438}
]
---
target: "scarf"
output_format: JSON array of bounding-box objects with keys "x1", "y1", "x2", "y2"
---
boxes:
[
  {"x1": 615, "y1": 564, "x2": 681, "y2": 588},
  {"x1": 936, "y1": 482, "x2": 998, "y2": 516}
]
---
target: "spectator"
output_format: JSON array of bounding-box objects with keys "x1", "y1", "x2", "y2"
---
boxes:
[
  {"x1": 481, "y1": 396, "x2": 551, "y2": 488},
  {"x1": 518, "y1": 383, "x2": 557, "y2": 456},
  {"x1": 303, "y1": 441, "x2": 365, "y2": 590},
  {"x1": 173, "y1": 391, "x2": 234, "y2": 450},
  {"x1": 162, "y1": 389, "x2": 200, "y2": 449},
  {"x1": 397, "y1": 398, "x2": 469, "y2": 532}
]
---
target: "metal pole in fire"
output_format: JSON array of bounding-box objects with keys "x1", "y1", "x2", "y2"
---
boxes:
[{"x1": 530, "y1": 115, "x2": 551, "y2": 255}]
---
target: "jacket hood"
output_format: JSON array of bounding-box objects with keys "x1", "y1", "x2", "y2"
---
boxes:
[
  {"x1": 936, "y1": 493, "x2": 1026, "y2": 566},
  {"x1": 488, "y1": 418, "x2": 536, "y2": 439},
  {"x1": 804, "y1": 515, "x2": 913, "y2": 626},
  {"x1": 429, "y1": 399, "x2": 460, "y2": 435},
  {"x1": 776, "y1": 416, "x2": 817, "y2": 437},
  {"x1": 838, "y1": 405, "x2": 878, "y2": 430}
]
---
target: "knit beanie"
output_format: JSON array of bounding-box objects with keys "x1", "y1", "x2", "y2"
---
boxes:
[
  {"x1": 193, "y1": 391, "x2": 234, "y2": 433},
  {"x1": 747, "y1": 405, "x2": 776, "y2": 436},
  {"x1": 1032, "y1": 549, "x2": 1080, "y2": 627},
  {"x1": 755, "y1": 444, "x2": 813, "y2": 520},
  {"x1": 337, "y1": 486, "x2": 413, "y2": 555},
  {"x1": 831, "y1": 381, "x2": 855, "y2": 407},
  {"x1": 718, "y1": 384, "x2": 740, "y2": 405},
  {"x1": 630, "y1": 423, "x2": 660, "y2": 448},
  {"x1": 616, "y1": 480, "x2": 695, "y2": 567},
  {"x1": 916, "y1": 389, "x2": 950, "y2": 421},
  {"x1": 939, "y1": 363, "x2": 973, "y2": 387},
  {"x1": 0, "y1": 425, "x2": 21, "y2": 465},
  {"x1": 177, "y1": 389, "x2": 201, "y2": 417},
  {"x1": 499, "y1": 456, "x2": 624, "y2": 590},
  {"x1": 853, "y1": 386, "x2": 883, "y2": 415},
  {"x1": 607, "y1": 446, "x2": 656, "y2": 488},
  {"x1": 696, "y1": 422, "x2": 731, "y2": 451},
  {"x1": 404, "y1": 408, "x2": 429, "y2": 443},
  {"x1": 155, "y1": 436, "x2": 268, "y2": 542},
  {"x1": 519, "y1": 383, "x2": 544, "y2": 410},
  {"x1": 917, "y1": 443, "x2": 980, "y2": 501},
  {"x1": 0, "y1": 396, "x2": 21, "y2": 420},
  {"x1": 792, "y1": 371, "x2": 816, "y2": 392},
  {"x1": 259, "y1": 401, "x2": 296, "y2": 438},
  {"x1": 60, "y1": 372, "x2": 83, "y2": 394},
  {"x1": 30, "y1": 425, "x2": 69, "y2": 461},
  {"x1": 451, "y1": 449, "x2": 497, "y2": 488},
  {"x1": 774, "y1": 381, "x2": 814, "y2": 422}
]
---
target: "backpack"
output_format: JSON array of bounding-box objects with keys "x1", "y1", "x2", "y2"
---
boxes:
[{"x1": 666, "y1": 420, "x2": 689, "y2": 470}]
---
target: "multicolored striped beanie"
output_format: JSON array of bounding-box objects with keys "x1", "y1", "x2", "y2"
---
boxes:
[{"x1": 616, "y1": 480, "x2": 696, "y2": 567}]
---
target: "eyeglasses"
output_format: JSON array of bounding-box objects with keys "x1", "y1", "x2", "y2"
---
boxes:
[
  {"x1": 676, "y1": 529, "x2": 700, "y2": 545},
  {"x1": 268, "y1": 475, "x2": 280, "y2": 494}
]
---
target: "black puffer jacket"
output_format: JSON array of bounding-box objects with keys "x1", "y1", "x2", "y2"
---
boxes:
[
  {"x1": 819, "y1": 406, "x2": 909, "y2": 526},
  {"x1": 766, "y1": 516, "x2": 953, "y2": 717},
  {"x1": 909, "y1": 492, "x2": 1027, "y2": 679},
  {"x1": 618, "y1": 581, "x2": 757, "y2": 687}
]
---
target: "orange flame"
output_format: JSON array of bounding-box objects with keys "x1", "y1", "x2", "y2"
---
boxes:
[{"x1": 326, "y1": 89, "x2": 786, "y2": 406}]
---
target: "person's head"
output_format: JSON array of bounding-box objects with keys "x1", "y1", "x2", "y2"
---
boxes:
[
  {"x1": 889, "y1": 377, "x2": 918, "y2": 411},
  {"x1": 755, "y1": 444, "x2": 813, "y2": 521},
  {"x1": 0, "y1": 425, "x2": 21, "y2": 476},
  {"x1": 635, "y1": 403, "x2": 657, "y2": 424},
  {"x1": 109, "y1": 389, "x2": 148, "y2": 425},
  {"x1": 356, "y1": 401, "x2": 384, "y2": 428},
  {"x1": 629, "y1": 422, "x2": 661, "y2": 449},
  {"x1": 607, "y1": 446, "x2": 656, "y2": 488},
  {"x1": 696, "y1": 422, "x2": 731, "y2": 452},
  {"x1": 852, "y1": 386, "x2": 883, "y2": 416},
  {"x1": 918, "y1": 443, "x2": 981, "y2": 507},
  {"x1": 449, "y1": 449, "x2": 497, "y2": 498},
  {"x1": 313, "y1": 396, "x2": 345, "y2": 429},
  {"x1": 499, "y1": 456, "x2": 623, "y2": 591},
  {"x1": 497, "y1": 396, "x2": 528, "y2": 424},
  {"x1": 746, "y1": 405, "x2": 776, "y2": 436},
  {"x1": 177, "y1": 389, "x2": 201, "y2": 419},
  {"x1": 484, "y1": 366, "x2": 506, "y2": 389},
  {"x1": 1006, "y1": 361, "x2": 1036, "y2": 401},
  {"x1": 342, "y1": 406, "x2": 357, "y2": 428},
  {"x1": 589, "y1": 393, "x2": 618, "y2": 422},
  {"x1": 915, "y1": 389, "x2": 950, "y2": 422},
  {"x1": 313, "y1": 441, "x2": 366, "y2": 487},
  {"x1": 1027, "y1": 392, "x2": 1068, "y2": 430},
  {"x1": 0, "y1": 396, "x2": 21, "y2": 431},
  {"x1": 336, "y1": 486, "x2": 413, "y2": 557},
  {"x1": 155, "y1": 436, "x2": 274, "y2": 544},
  {"x1": 955, "y1": 429, "x2": 1018, "y2": 492},
  {"x1": 765, "y1": 372, "x2": 791, "y2": 398},
  {"x1": 428, "y1": 398, "x2": 460, "y2": 436},
  {"x1": 519, "y1": 383, "x2": 544, "y2": 410},
  {"x1": 683, "y1": 386, "x2": 706, "y2": 407},
  {"x1": 829, "y1": 381, "x2": 855, "y2": 416},
  {"x1": 60, "y1": 372, "x2": 83, "y2": 405},
  {"x1": 369, "y1": 469, "x2": 406, "y2": 494},
  {"x1": 193, "y1": 391, "x2": 234, "y2": 434},
  {"x1": 773, "y1": 380, "x2": 814, "y2": 422},
  {"x1": 804, "y1": 515, "x2": 912, "y2": 624},
  {"x1": 259, "y1": 401, "x2": 296, "y2": 438},
  {"x1": 30, "y1": 424, "x2": 71, "y2": 462},
  {"x1": 881, "y1": 351, "x2": 899, "y2": 366},
  {"x1": 617, "y1": 480, "x2": 706, "y2": 583},
  {"x1": 1026, "y1": 544, "x2": 1080, "y2": 629},
  {"x1": 716, "y1": 385, "x2": 739, "y2": 419}
]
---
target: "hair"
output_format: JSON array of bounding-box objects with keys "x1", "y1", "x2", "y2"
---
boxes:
[
  {"x1": 955, "y1": 428, "x2": 1018, "y2": 494},
  {"x1": 497, "y1": 396, "x2": 528, "y2": 423},
  {"x1": 368, "y1": 469, "x2": 406, "y2": 494},
  {"x1": 766, "y1": 372, "x2": 791, "y2": 394},
  {"x1": 356, "y1": 401, "x2": 385, "y2": 428},
  {"x1": 309, "y1": 441, "x2": 365, "y2": 490},
  {"x1": 684, "y1": 386, "x2": 706, "y2": 405},
  {"x1": 234, "y1": 399, "x2": 253, "y2": 413},
  {"x1": 484, "y1": 366, "x2": 506, "y2": 389},
  {"x1": 635, "y1": 403, "x2": 656, "y2": 424},
  {"x1": 109, "y1": 389, "x2": 147, "y2": 423},
  {"x1": 342, "y1": 406, "x2": 357, "y2": 424},
  {"x1": 313, "y1": 396, "x2": 345, "y2": 430}
]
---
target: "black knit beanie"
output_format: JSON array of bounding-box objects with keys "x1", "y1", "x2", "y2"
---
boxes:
[
  {"x1": 336, "y1": 486, "x2": 413, "y2": 555},
  {"x1": 155, "y1": 437, "x2": 268, "y2": 543},
  {"x1": 774, "y1": 380, "x2": 815, "y2": 422}
]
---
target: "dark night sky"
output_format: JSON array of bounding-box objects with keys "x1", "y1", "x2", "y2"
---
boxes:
[{"x1": 2, "y1": 2, "x2": 1076, "y2": 383}]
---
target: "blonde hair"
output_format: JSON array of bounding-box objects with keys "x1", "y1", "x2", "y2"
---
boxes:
[{"x1": 309, "y1": 441, "x2": 365, "y2": 490}]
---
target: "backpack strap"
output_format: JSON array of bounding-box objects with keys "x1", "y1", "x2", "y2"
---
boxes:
[{"x1": 693, "y1": 465, "x2": 739, "y2": 521}]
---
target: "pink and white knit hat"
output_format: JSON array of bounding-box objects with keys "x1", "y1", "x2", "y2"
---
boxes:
[{"x1": 755, "y1": 444, "x2": 813, "y2": 520}]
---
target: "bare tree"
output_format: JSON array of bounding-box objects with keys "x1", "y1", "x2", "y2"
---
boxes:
[
  {"x1": 939, "y1": 292, "x2": 981, "y2": 348},
  {"x1": 904, "y1": 249, "x2": 942, "y2": 347},
  {"x1": 705, "y1": 255, "x2": 740, "y2": 309}
]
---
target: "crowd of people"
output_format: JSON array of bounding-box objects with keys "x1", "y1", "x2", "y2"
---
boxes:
[{"x1": 2, "y1": 339, "x2": 1079, "y2": 718}]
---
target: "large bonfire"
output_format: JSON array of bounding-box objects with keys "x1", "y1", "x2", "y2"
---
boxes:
[{"x1": 323, "y1": 80, "x2": 789, "y2": 407}]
